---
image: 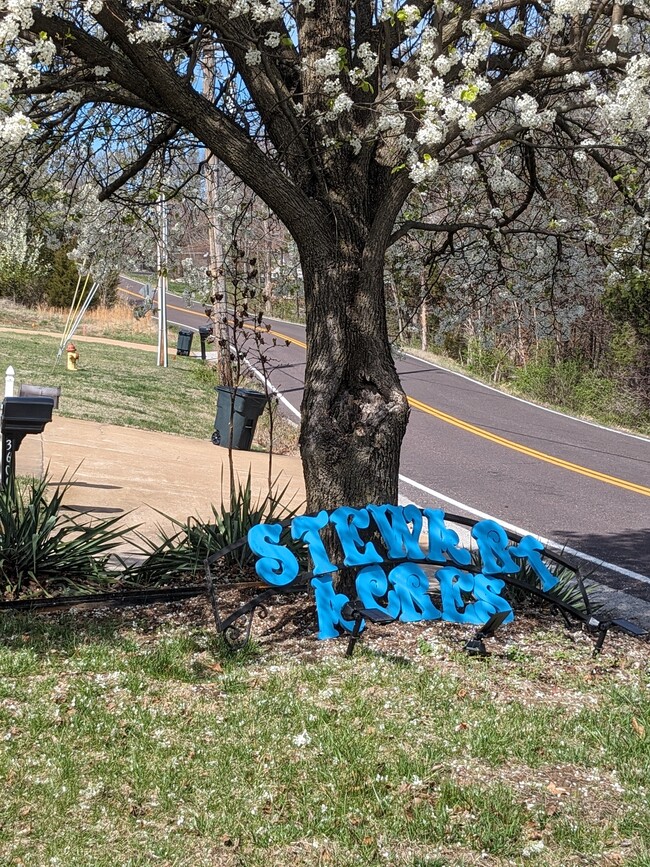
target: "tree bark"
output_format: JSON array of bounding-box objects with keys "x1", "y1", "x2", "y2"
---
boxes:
[{"x1": 298, "y1": 226, "x2": 410, "y2": 513}]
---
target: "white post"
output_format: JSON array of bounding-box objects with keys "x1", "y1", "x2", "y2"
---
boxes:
[
  {"x1": 203, "y1": 46, "x2": 232, "y2": 385},
  {"x1": 157, "y1": 195, "x2": 169, "y2": 368},
  {"x1": 4, "y1": 365, "x2": 14, "y2": 397}
]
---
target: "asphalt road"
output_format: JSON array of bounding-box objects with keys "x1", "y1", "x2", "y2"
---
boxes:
[{"x1": 119, "y1": 277, "x2": 650, "y2": 598}]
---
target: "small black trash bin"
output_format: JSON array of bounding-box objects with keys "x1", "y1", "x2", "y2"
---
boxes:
[
  {"x1": 176, "y1": 329, "x2": 194, "y2": 356},
  {"x1": 212, "y1": 386, "x2": 268, "y2": 450}
]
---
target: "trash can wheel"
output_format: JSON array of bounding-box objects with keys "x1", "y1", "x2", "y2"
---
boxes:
[{"x1": 211, "y1": 430, "x2": 221, "y2": 445}]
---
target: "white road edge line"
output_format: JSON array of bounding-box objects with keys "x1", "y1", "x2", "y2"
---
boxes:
[
  {"x1": 399, "y1": 348, "x2": 650, "y2": 443},
  {"x1": 243, "y1": 352, "x2": 650, "y2": 587},
  {"x1": 399, "y1": 473, "x2": 650, "y2": 585},
  {"x1": 241, "y1": 356, "x2": 301, "y2": 421}
]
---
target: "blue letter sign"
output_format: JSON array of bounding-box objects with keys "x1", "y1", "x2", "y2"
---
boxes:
[{"x1": 247, "y1": 505, "x2": 558, "y2": 640}]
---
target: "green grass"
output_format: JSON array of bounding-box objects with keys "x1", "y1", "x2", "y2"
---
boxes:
[
  {"x1": 0, "y1": 297, "x2": 162, "y2": 345},
  {"x1": 0, "y1": 606, "x2": 648, "y2": 866},
  {"x1": 0, "y1": 327, "x2": 220, "y2": 439},
  {"x1": 0, "y1": 301, "x2": 298, "y2": 451}
]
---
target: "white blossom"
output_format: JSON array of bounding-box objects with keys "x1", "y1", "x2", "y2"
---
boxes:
[
  {"x1": 415, "y1": 117, "x2": 444, "y2": 147},
  {"x1": 228, "y1": 0, "x2": 250, "y2": 17},
  {"x1": 330, "y1": 92, "x2": 353, "y2": 115},
  {"x1": 395, "y1": 75, "x2": 417, "y2": 99},
  {"x1": 129, "y1": 21, "x2": 170, "y2": 44},
  {"x1": 264, "y1": 31, "x2": 280, "y2": 48},
  {"x1": 514, "y1": 93, "x2": 556, "y2": 129},
  {"x1": 398, "y1": 4, "x2": 421, "y2": 28},
  {"x1": 250, "y1": 0, "x2": 283, "y2": 23},
  {"x1": 357, "y1": 42, "x2": 378, "y2": 77},
  {"x1": 554, "y1": 0, "x2": 591, "y2": 14},
  {"x1": 434, "y1": 54, "x2": 454, "y2": 76},
  {"x1": 0, "y1": 111, "x2": 33, "y2": 145},
  {"x1": 314, "y1": 49, "x2": 342, "y2": 79},
  {"x1": 245, "y1": 48, "x2": 262, "y2": 66},
  {"x1": 292, "y1": 730, "x2": 311, "y2": 748},
  {"x1": 409, "y1": 156, "x2": 439, "y2": 184}
]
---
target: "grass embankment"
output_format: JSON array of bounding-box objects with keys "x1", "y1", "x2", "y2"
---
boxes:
[
  {"x1": 0, "y1": 300, "x2": 297, "y2": 450},
  {"x1": 0, "y1": 299, "x2": 160, "y2": 345},
  {"x1": 402, "y1": 346, "x2": 650, "y2": 437},
  {"x1": 0, "y1": 605, "x2": 648, "y2": 866}
]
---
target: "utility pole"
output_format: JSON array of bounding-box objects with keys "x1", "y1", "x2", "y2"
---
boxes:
[
  {"x1": 157, "y1": 195, "x2": 169, "y2": 367},
  {"x1": 420, "y1": 271, "x2": 428, "y2": 352},
  {"x1": 203, "y1": 47, "x2": 233, "y2": 386}
]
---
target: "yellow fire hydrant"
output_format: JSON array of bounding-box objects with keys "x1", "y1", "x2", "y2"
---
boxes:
[{"x1": 66, "y1": 341, "x2": 79, "y2": 371}]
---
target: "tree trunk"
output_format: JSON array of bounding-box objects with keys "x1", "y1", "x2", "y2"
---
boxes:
[
  {"x1": 298, "y1": 231, "x2": 410, "y2": 515},
  {"x1": 389, "y1": 275, "x2": 404, "y2": 340}
]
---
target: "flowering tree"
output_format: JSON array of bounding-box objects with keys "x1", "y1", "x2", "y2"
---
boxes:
[
  {"x1": 1, "y1": 0, "x2": 649, "y2": 513},
  {"x1": 0, "y1": 208, "x2": 45, "y2": 303}
]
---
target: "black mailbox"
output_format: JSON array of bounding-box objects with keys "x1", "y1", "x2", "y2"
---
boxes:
[
  {"x1": 198, "y1": 326, "x2": 213, "y2": 361},
  {"x1": 1, "y1": 397, "x2": 54, "y2": 488}
]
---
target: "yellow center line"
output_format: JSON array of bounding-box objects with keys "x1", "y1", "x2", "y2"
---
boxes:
[
  {"x1": 119, "y1": 282, "x2": 648, "y2": 497},
  {"x1": 263, "y1": 318, "x2": 648, "y2": 497},
  {"x1": 408, "y1": 395, "x2": 650, "y2": 497}
]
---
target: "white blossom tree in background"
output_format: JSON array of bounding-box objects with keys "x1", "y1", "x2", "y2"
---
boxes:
[{"x1": 1, "y1": 0, "x2": 649, "y2": 512}]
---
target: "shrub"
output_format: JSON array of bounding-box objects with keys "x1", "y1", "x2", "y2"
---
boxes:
[
  {"x1": 125, "y1": 472, "x2": 304, "y2": 585},
  {"x1": 465, "y1": 339, "x2": 514, "y2": 383},
  {"x1": 43, "y1": 244, "x2": 84, "y2": 309},
  {"x1": 0, "y1": 211, "x2": 47, "y2": 305},
  {"x1": 0, "y1": 475, "x2": 126, "y2": 599}
]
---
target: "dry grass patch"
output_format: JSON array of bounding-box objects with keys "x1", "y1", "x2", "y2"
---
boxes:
[{"x1": 0, "y1": 299, "x2": 159, "y2": 343}]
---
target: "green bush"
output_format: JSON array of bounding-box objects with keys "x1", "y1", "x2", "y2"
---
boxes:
[
  {"x1": 42, "y1": 244, "x2": 84, "y2": 309},
  {"x1": 126, "y1": 472, "x2": 304, "y2": 585},
  {"x1": 511, "y1": 355, "x2": 582, "y2": 407},
  {"x1": 465, "y1": 339, "x2": 514, "y2": 383},
  {"x1": 511, "y1": 356, "x2": 650, "y2": 432},
  {"x1": 0, "y1": 475, "x2": 126, "y2": 599}
]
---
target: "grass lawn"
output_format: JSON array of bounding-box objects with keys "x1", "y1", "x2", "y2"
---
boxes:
[
  {"x1": 0, "y1": 327, "x2": 218, "y2": 439},
  {"x1": 0, "y1": 601, "x2": 648, "y2": 866},
  {"x1": 0, "y1": 301, "x2": 297, "y2": 451}
]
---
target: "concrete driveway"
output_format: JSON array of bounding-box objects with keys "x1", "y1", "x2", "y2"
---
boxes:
[{"x1": 16, "y1": 415, "x2": 305, "y2": 549}]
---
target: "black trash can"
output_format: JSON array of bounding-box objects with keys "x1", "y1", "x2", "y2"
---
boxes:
[
  {"x1": 212, "y1": 386, "x2": 268, "y2": 450},
  {"x1": 176, "y1": 329, "x2": 194, "y2": 356}
]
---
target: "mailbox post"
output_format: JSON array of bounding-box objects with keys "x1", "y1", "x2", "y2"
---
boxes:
[
  {"x1": 198, "y1": 326, "x2": 213, "y2": 361},
  {"x1": 1, "y1": 397, "x2": 54, "y2": 489}
]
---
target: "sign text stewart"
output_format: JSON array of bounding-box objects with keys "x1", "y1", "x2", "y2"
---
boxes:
[{"x1": 248, "y1": 506, "x2": 558, "y2": 640}]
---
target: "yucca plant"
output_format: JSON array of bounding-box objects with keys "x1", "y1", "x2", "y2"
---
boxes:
[
  {"x1": 463, "y1": 543, "x2": 598, "y2": 622},
  {"x1": 125, "y1": 471, "x2": 304, "y2": 586},
  {"x1": 0, "y1": 475, "x2": 128, "y2": 599}
]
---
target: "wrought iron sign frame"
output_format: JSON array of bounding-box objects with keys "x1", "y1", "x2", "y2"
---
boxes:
[{"x1": 204, "y1": 508, "x2": 595, "y2": 651}]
